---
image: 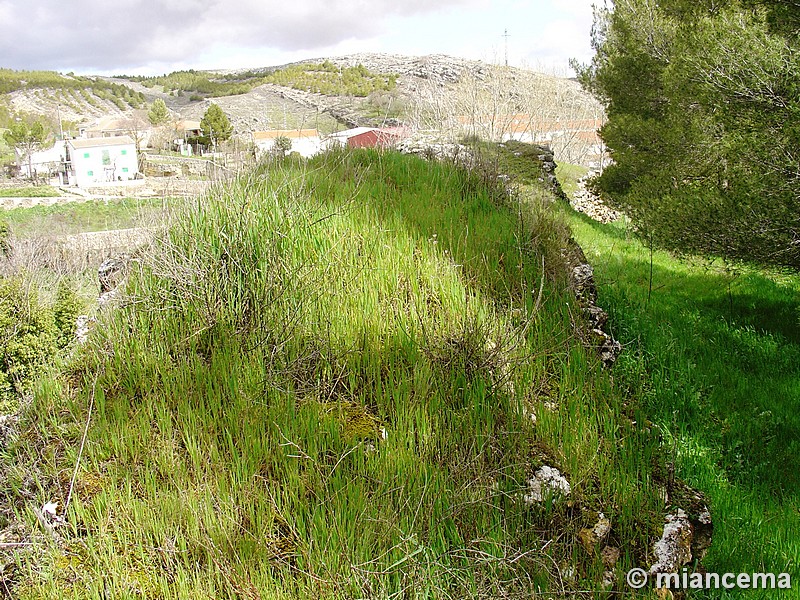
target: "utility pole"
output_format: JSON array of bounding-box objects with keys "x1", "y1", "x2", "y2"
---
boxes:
[
  {"x1": 503, "y1": 28, "x2": 510, "y2": 67},
  {"x1": 57, "y1": 103, "x2": 66, "y2": 185},
  {"x1": 56, "y1": 103, "x2": 64, "y2": 139}
]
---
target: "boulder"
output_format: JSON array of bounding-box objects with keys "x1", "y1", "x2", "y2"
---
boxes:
[
  {"x1": 579, "y1": 512, "x2": 612, "y2": 554},
  {"x1": 649, "y1": 509, "x2": 694, "y2": 576}
]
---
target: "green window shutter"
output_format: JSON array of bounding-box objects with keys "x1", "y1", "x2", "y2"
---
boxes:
[
  {"x1": 121, "y1": 149, "x2": 127, "y2": 155},
  {"x1": 83, "y1": 152, "x2": 90, "y2": 158}
]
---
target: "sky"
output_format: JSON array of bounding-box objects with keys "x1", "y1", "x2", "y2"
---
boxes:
[{"x1": 0, "y1": 0, "x2": 599, "y2": 75}]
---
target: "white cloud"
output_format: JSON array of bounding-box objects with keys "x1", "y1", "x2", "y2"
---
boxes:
[
  {"x1": 1, "y1": 0, "x2": 476, "y2": 71},
  {"x1": 0, "y1": 0, "x2": 598, "y2": 74}
]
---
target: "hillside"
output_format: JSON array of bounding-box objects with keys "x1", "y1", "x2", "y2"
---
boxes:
[
  {"x1": 0, "y1": 149, "x2": 679, "y2": 598},
  {"x1": 1, "y1": 55, "x2": 603, "y2": 162}
]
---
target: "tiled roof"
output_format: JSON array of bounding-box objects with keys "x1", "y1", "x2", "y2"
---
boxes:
[
  {"x1": 253, "y1": 129, "x2": 319, "y2": 140},
  {"x1": 69, "y1": 136, "x2": 135, "y2": 149}
]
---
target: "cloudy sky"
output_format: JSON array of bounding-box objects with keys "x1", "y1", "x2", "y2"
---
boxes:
[{"x1": 0, "y1": 0, "x2": 598, "y2": 75}]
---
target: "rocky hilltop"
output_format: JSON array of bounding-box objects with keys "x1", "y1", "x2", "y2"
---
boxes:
[
  {"x1": 280, "y1": 53, "x2": 490, "y2": 85},
  {"x1": 3, "y1": 53, "x2": 603, "y2": 164}
]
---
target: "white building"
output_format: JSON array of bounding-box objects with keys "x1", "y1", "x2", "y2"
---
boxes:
[
  {"x1": 67, "y1": 136, "x2": 138, "y2": 187},
  {"x1": 252, "y1": 129, "x2": 322, "y2": 158}
]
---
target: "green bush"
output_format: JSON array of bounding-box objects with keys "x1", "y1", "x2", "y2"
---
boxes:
[
  {"x1": 0, "y1": 278, "x2": 57, "y2": 408},
  {"x1": 53, "y1": 281, "x2": 81, "y2": 347},
  {"x1": 0, "y1": 276, "x2": 82, "y2": 409},
  {"x1": 0, "y1": 219, "x2": 9, "y2": 257},
  {"x1": 272, "y1": 135, "x2": 292, "y2": 156}
]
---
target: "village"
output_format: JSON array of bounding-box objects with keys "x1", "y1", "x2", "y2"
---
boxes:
[
  {"x1": 5, "y1": 83, "x2": 607, "y2": 199},
  {"x1": 9, "y1": 117, "x2": 417, "y2": 190}
]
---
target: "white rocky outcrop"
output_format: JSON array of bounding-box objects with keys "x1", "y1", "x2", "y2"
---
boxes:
[{"x1": 523, "y1": 466, "x2": 572, "y2": 505}]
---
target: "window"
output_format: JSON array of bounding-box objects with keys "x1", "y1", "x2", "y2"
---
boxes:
[
  {"x1": 102, "y1": 150, "x2": 111, "y2": 166},
  {"x1": 122, "y1": 168, "x2": 129, "y2": 173},
  {"x1": 121, "y1": 149, "x2": 127, "y2": 155},
  {"x1": 83, "y1": 152, "x2": 90, "y2": 158},
  {"x1": 87, "y1": 171, "x2": 93, "y2": 176}
]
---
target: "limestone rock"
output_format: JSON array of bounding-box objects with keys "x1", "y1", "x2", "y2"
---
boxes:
[
  {"x1": 579, "y1": 513, "x2": 612, "y2": 553},
  {"x1": 571, "y1": 263, "x2": 597, "y2": 304},
  {"x1": 98, "y1": 256, "x2": 129, "y2": 293},
  {"x1": 649, "y1": 509, "x2": 693, "y2": 576},
  {"x1": 571, "y1": 173, "x2": 620, "y2": 224},
  {"x1": 523, "y1": 466, "x2": 571, "y2": 505},
  {"x1": 75, "y1": 315, "x2": 96, "y2": 344},
  {"x1": 0, "y1": 413, "x2": 19, "y2": 450},
  {"x1": 692, "y1": 509, "x2": 713, "y2": 561},
  {"x1": 601, "y1": 546, "x2": 621, "y2": 569},
  {"x1": 601, "y1": 569, "x2": 616, "y2": 589},
  {"x1": 567, "y1": 257, "x2": 622, "y2": 367}
]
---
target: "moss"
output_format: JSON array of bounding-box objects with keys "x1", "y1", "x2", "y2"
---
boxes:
[{"x1": 324, "y1": 400, "x2": 383, "y2": 441}]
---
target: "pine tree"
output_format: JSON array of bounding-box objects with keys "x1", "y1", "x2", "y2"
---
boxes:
[
  {"x1": 147, "y1": 98, "x2": 170, "y2": 126},
  {"x1": 4, "y1": 119, "x2": 50, "y2": 182},
  {"x1": 576, "y1": 0, "x2": 800, "y2": 269},
  {"x1": 200, "y1": 103, "x2": 233, "y2": 150}
]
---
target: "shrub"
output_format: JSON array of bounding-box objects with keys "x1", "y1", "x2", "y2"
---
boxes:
[
  {"x1": 272, "y1": 135, "x2": 292, "y2": 157},
  {"x1": 0, "y1": 275, "x2": 83, "y2": 409},
  {"x1": 0, "y1": 277, "x2": 57, "y2": 408},
  {"x1": 53, "y1": 280, "x2": 81, "y2": 347},
  {"x1": 0, "y1": 219, "x2": 10, "y2": 257}
]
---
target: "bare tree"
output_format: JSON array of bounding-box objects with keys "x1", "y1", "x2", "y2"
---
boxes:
[
  {"x1": 410, "y1": 63, "x2": 606, "y2": 167},
  {"x1": 121, "y1": 110, "x2": 151, "y2": 170}
]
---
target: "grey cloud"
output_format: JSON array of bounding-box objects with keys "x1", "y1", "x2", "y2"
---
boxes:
[{"x1": 1, "y1": 0, "x2": 472, "y2": 71}]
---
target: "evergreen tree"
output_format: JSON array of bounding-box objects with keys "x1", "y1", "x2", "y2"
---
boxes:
[
  {"x1": 200, "y1": 103, "x2": 233, "y2": 150},
  {"x1": 3, "y1": 119, "x2": 50, "y2": 182},
  {"x1": 273, "y1": 135, "x2": 292, "y2": 157},
  {"x1": 576, "y1": 0, "x2": 800, "y2": 269},
  {"x1": 147, "y1": 98, "x2": 170, "y2": 126}
]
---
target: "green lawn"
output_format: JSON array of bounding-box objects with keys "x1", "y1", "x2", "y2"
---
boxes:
[
  {"x1": 0, "y1": 185, "x2": 62, "y2": 198},
  {"x1": 560, "y1": 167, "x2": 800, "y2": 599},
  {"x1": 2, "y1": 197, "x2": 173, "y2": 237}
]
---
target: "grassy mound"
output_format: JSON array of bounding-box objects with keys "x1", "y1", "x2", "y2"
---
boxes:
[{"x1": 4, "y1": 150, "x2": 664, "y2": 598}]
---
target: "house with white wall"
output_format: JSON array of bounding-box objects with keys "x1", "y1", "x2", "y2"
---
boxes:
[
  {"x1": 252, "y1": 129, "x2": 321, "y2": 158},
  {"x1": 66, "y1": 136, "x2": 138, "y2": 187}
]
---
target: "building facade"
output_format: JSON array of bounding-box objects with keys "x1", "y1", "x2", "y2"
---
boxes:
[
  {"x1": 252, "y1": 129, "x2": 322, "y2": 158},
  {"x1": 66, "y1": 136, "x2": 138, "y2": 187}
]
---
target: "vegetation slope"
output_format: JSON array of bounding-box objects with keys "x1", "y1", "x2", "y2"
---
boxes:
[
  {"x1": 562, "y1": 169, "x2": 800, "y2": 599},
  {"x1": 2, "y1": 149, "x2": 669, "y2": 598}
]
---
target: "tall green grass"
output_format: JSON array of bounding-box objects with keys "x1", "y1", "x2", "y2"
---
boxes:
[
  {"x1": 0, "y1": 186, "x2": 61, "y2": 199},
  {"x1": 561, "y1": 167, "x2": 800, "y2": 599},
  {"x1": 2, "y1": 197, "x2": 171, "y2": 238},
  {"x1": 4, "y1": 150, "x2": 666, "y2": 598}
]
